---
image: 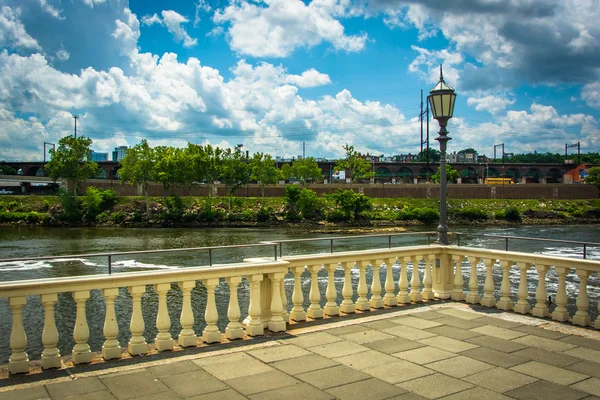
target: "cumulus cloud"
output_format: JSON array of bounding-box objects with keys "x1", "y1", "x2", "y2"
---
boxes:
[
  {"x1": 83, "y1": 0, "x2": 107, "y2": 8},
  {"x1": 467, "y1": 95, "x2": 515, "y2": 115},
  {"x1": 0, "y1": 6, "x2": 41, "y2": 51},
  {"x1": 581, "y1": 82, "x2": 600, "y2": 109},
  {"x1": 55, "y1": 48, "x2": 70, "y2": 61},
  {"x1": 194, "y1": 0, "x2": 211, "y2": 28},
  {"x1": 142, "y1": 10, "x2": 198, "y2": 48},
  {"x1": 213, "y1": 0, "x2": 368, "y2": 57},
  {"x1": 39, "y1": 0, "x2": 64, "y2": 20},
  {"x1": 285, "y1": 69, "x2": 331, "y2": 88}
]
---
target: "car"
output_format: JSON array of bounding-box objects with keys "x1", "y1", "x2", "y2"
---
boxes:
[{"x1": 0, "y1": 189, "x2": 14, "y2": 194}]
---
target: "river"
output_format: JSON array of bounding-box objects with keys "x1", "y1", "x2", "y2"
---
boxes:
[{"x1": 0, "y1": 224, "x2": 599, "y2": 363}]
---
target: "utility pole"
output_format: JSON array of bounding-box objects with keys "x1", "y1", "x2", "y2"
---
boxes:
[
  {"x1": 565, "y1": 141, "x2": 580, "y2": 165},
  {"x1": 493, "y1": 143, "x2": 505, "y2": 163},
  {"x1": 302, "y1": 141, "x2": 305, "y2": 159},
  {"x1": 419, "y1": 90, "x2": 430, "y2": 166},
  {"x1": 73, "y1": 115, "x2": 79, "y2": 138},
  {"x1": 43, "y1": 142, "x2": 55, "y2": 163}
]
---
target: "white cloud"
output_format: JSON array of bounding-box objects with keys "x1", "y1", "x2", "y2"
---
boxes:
[
  {"x1": 141, "y1": 10, "x2": 198, "y2": 48},
  {"x1": 213, "y1": 0, "x2": 368, "y2": 57},
  {"x1": 581, "y1": 81, "x2": 600, "y2": 109},
  {"x1": 83, "y1": 0, "x2": 107, "y2": 8},
  {"x1": 141, "y1": 13, "x2": 162, "y2": 26},
  {"x1": 194, "y1": 0, "x2": 212, "y2": 28},
  {"x1": 467, "y1": 95, "x2": 515, "y2": 115},
  {"x1": 0, "y1": 6, "x2": 41, "y2": 51},
  {"x1": 39, "y1": 0, "x2": 64, "y2": 20},
  {"x1": 55, "y1": 48, "x2": 70, "y2": 61},
  {"x1": 409, "y1": 45, "x2": 462, "y2": 86},
  {"x1": 285, "y1": 69, "x2": 331, "y2": 88},
  {"x1": 112, "y1": 7, "x2": 140, "y2": 57}
]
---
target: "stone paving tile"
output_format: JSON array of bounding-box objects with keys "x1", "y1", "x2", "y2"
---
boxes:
[
  {"x1": 465, "y1": 335, "x2": 528, "y2": 353},
  {"x1": 325, "y1": 324, "x2": 371, "y2": 336},
  {"x1": 186, "y1": 388, "x2": 247, "y2": 400},
  {"x1": 463, "y1": 367, "x2": 538, "y2": 393},
  {"x1": 562, "y1": 336, "x2": 600, "y2": 351},
  {"x1": 572, "y1": 378, "x2": 600, "y2": 397},
  {"x1": 511, "y1": 361, "x2": 589, "y2": 386},
  {"x1": 281, "y1": 331, "x2": 342, "y2": 348},
  {"x1": 225, "y1": 370, "x2": 300, "y2": 396},
  {"x1": 249, "y1": 382, "x2": 334, "y2": 400},
  {"x1": 326, "y1": 378, "x2": 407, "y2": 400},
  {"x1": 160, "y1": 369, "x2": 228, "y2": 398},
  {"x1": 270, "y1": 354, "x2": 339, "y2": 375},
  {"x1": 192, "y1": 351, "x2": 250, "y2": 367},
  {"x1": 434, "y1": 315, "x2": 487, "y2": 329},
  {"x1": 469, "y1": 325, "x2": 528, "y2": 340},
  {"x1": 564, "y1": 347, "x2": 600, "y2": 363},
  {"x1": 247, "y1": 344, "x2": 311, "y2": 363},
  {"x1": 504, "y1": 380, "x2": 589, "y2": 400},
  {"x1": 382, "y1": 325, "x2": 438, "y2": 341},
  {"x1": 411, "y1": 311, "x2": 446, "y2": 320},
  {"x1": 396, "y1": 373, "x2": 473, "y2": 399},
  {"x1": 511, "y1": 347, "x2": 582, "y2": 368},
  {"x1": 393, "y1": 394, "x2": 429, "y2": 400},
  {"x1": 362, "y1": 360, "x2": 435, "y2": 384},
  {"x1": 334, "y1": 349, "x2": 399, "y2": 371},
  {"x1": 460, "y1": 346, "x2": 529, "y2": 368},
  {"x1": 308, "y1": 340, "x2": 370, "y2": 358},
  {"x1": 390, "y1": 316, "x2": 443, "y2": 329},
  {"x1": 46, "y1": 376, "x2": 107, "y2": 399},
  {"x1": 364, "y1": 338, "x2": 425, "y2": 354},
  {"x1": 0, "y1": 386, "x2": 50, "y2": 400},
  {"x1": 392, "y1": 346, "x2": 457, "y2": 365},
  {"x1": 200, "y1": 355, "x2": 274, "y2": 380},
  {"x1": 438, "y1": 387, "x2": 514, "y2": 400},
  {"x1": 128, "y1": 391, "x2": 180, "y2": 400},
  {"x1": 437, "y1": 308, "x2": 484, "y2": 320},
  {"x1": 340, "y1": 329, "x2": 396, "y2": 344},
  {"x1": 417, "y1": 336, "x2": 479, "y2": 353},
  {"x1": 425, "y1": 355, "x2": 494, "y2": 378},
  {"x1": 296, "y1": 365, "x2": 370, "y2": 390},
  {"x1": 512, "y1": 335, "x2": 578, "y2": 352},
  {"x1": 360, "y1": 319, "x2": 402, "y2": 330},
  {"x1": 100, "y1": 370, "x2": 171, "y2": 400},
  {"x1": 567, "y1": 361, "x2": 600, "y2": 379},
  {"x1": 424, "y1": 325, "x2": 483, "y2": 340},
  {"x1": 513, "y1": 325, "x2": 569, "y2": 340},
  {"x1": 476, "y1": 316, "x2": 524, "y2": 329},
  {"x1": 148, "y1": 360, "x2": 201, "y2": 378}
]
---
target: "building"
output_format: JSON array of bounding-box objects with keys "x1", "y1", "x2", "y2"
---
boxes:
[
  {"x1": 112, "y1": 146, "x2": 128, "y2": 162},
  {"x1": 91, "y1": 151, "x2": 108, "y2": 162}
]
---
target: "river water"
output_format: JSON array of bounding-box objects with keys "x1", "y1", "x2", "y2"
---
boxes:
[{"x1": 0, "y1": 224, "x2": 599, "y2": 363}]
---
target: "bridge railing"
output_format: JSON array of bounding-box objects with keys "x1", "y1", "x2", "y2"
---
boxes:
[{"x1": 1, "y1": 242, "x2": 600, "y2": 375}]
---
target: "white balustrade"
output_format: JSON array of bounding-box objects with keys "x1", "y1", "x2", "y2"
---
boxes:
[
  {"x1": 356, "y1": 262, "x2": 370, "y2": 311},
  {"x1": 246, "y1": 274, "x2": 264, "y2": 336},
  {"x1": 384, "y1": 260, "x2": 397, "y2": 306},
  {"x1": 280, "y1": 277, "x2": 289, "y2": 323},
  {"x1": 466, "y1": 257, "x2": 481, "y2": 304},
  {"x1": 179, "y1": 280, "x2": 198, "y2": 346},
  {"x1": 128, "y1": 285, "x2": 148, "y2": 355},
  {"x1": 451, "y1": 255, "x2": 466, "y2": 301},
  {"x1": 410, "y1": 256, "x2": 422, "y2": 303},
  {"x1": 480, "y1": 258, "x2": 497, "y2": 307},
  {"x1": 101, "y1": 288, "x2": 121, "y2": 360},
  {"x1": 513, "y1": 263, "x2": 531, "y2": 314},
  {"x1": 72, "y1": 290, "x2": 91, "y2": 364},
  {"x1": 370, "y1": 260, "x2": 384, "y2": 308},
  {"x1": 421, "y1": 255, "x2": 434, "y2": 300},
  {"x1": 396, "y1": 257, "x2": 410, "y2": 304},
  {"x1": 155, "y1": 283, "x2": 174, "y2": 351},
  {"x1": 533, "y1": 264, "x2": 550, "y2": 318},
  {"x1": 496, "y1": 260, "x2": 514, "y2": 311},
  {"x1": 268, "y1": 272, "x2": 286, "y2": 332},
  {"x1": 340, "y1": 262, "x2": 356, "y2": 314},
  {"x1": 324, "y1": 263, "x2": 340, "y2": 315},
  {"x1": 573, "y1": 269, "x2": 591, "y2": 326},
  {"x1": 41, "y1": 293, "x2": 61, "y2": 368},
  {"x1": 307, "y1": 265, "x2": 324, "y2": 318},
  {"x1": 202, "y1": 279, "x2": 222, "y2": 343},
  {"x1": 290, "y1": 266, "x2": 307, "y2": 321},
  {"x1": 225, "y1": 277, "x2": 243, "y2": 340},
  {"x1": 9, "y1": 296, "x2": 29, "y2": 374}
]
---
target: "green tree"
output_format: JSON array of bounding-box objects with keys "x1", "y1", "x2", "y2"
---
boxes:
[
  {"x1": 585, "y1": 166, "x2": 600, "y2": 195},
  {"x1": 418, "y1": 148, "x2": 441, "y2": 163},
  {"x1": 250, "y1": 152, "x2": 279, "y2": 205},
  {"x1": 0, "y1": 164, "x2": 17, "y2": 175},
  {"x1": 154, "y1": 146, "x2": 186, "y2": 197},
  {"x1": 431, "y1": 164, "x2": 459, "y2": 183},
  {"x1": 118, "y1": 139, "x2": 155, "y2": 218},
  {"x1": 327, "y1": 189, "x2": 371, "y2": 220},
  {"x1": 334, "y1": 144, "x2": 374, "y2": 183},
  {"x1": 45, "y1": 135, "x2": 98, "y2": 195},
  {"x1": 185, "y1": 143, "x2": 223, "y2": 213},
  {"x1": 285, "y1": 157, "x2": 323, "y2": 185},
  {"x1": 221, "y1": 147, "x2": 250, "y2": 212}
]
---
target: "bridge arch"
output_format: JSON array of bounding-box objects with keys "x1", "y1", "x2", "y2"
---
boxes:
[
  {"x1": 96, "y1": 169, "x2": 107, "y2": 179},
  {"x1": 459, "y1": 167, "x2": 478, "y2": 183},
  {"x1": 505, "y1": 168, "x2": 522, "y2": 182},
  {"x1": 395, "y1": 167, "x2": 413, "y2": 183},
  {"x1": 27, "y1": 166, "x2": 44, "y2": 177},
  {"x1": 418, "y1": 167, "x2": 435, "y2": 183},
  {"x1": 374, "y1": 167, "x2": 392, "y2": 183},
  {"x1": 486, "y1": 167, "x2": 500, "y2": 178},
  {"x1": 546, "y1": 168, "x2": 563, "y2": 183},
  {"x1": 525, "y1": 168, "x2": 542, "y2": 183}
]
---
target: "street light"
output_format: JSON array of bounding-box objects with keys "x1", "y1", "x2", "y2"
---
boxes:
[{"x1": 428, "y1": 65, "x2": 456, "y2": 245}]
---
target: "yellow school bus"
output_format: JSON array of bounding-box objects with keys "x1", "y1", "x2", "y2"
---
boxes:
[{"x1": 485, "y1": 177, "x2": 514, "y2": 185}]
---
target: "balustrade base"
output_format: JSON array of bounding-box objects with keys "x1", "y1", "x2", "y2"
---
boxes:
[
  {"x1": 225, "y1": 327, "x2": 244, "y2": 340},
  {"x1": 290, "y1": 310, "x2": 307, "y2": 321},
  {"x1": 421, "y1": 290, "x2": 435, "y2": 301},
  {"x1": 245, "y1": 324, "x2": 264, "y2": 337},
  {"x1": 451, "y1": 292, "x2": 466, "y2": 302},
  {"x1": 202, "y1": 331, "x2": 222, "y2": 344},
  {"x1": 383, "y1": 296, "x2": 397, "y2": 307},
  {"x1": 573, "y1": 314, "x2": 591, "y2": 327},
  {"x1": 128, "y1": 342, "x2": 148, "y2": 355},
  {"x1": 595, "y1": 320, "x2": 600, "y2": 329},
  {"x1": 9, "y1": 360, "x2": 29, "y2": 374},
  {"x1": 465, "y1": 294, "x2": 481, "y2": 304},
  {"x1": 495, "y1": 299, "x2": 513, "y2": 311},
  {"x1": 355, "y1": 300, "x2": 370, "y2": 311},
  {"x1": 396, "y1": 294, "x2": 410, "y2": 304},
  {"x1": 409, "y1": 293, "x2": 422, "y2": 303},
  {"x1": 531, "y1": 306, "x2": 550, "y2": 318},
  {"x1": 268, "y1": 320, "x2": 286, "y2": 332},
  {"x1": 513, "y1": 303, "x2": 531, "y2": 314},
  {"x1": 282, "y1": 313, "x2": 290, "y2": 323},
  {"x1": 42, "y1": 355, "x2": 62, "y2": 369},
  {"x1": 324, "y1": 305, "x2": 340, "y2": 316},
  {"x1": 72, "y1": 350, "x2": 92, "y2": 364},
  {"x1": 155, "y1": 338, "x2": 174, "y2": 352},
  {"x1": 101, "y1": 346, "x2": 122, "y2": 360},
  {"x1": 340, "y1": 304, "x2": 355, "y2": 314},
  {"x1": 369, "y1": 298, "x2": 384, "y2": 309},
  {"x1": 178, "y1": 335, "x2": 199, "y2": 347},
  {"x1": 307, "y1": 308, "x2": 324, "y2": 319},
  {"x1": 480, "y1": 297, "x2": 497, "y2": 307}
]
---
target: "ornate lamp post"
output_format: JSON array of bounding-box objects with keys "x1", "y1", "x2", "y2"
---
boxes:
[{"x1": 428, "y1": 65, "x2": 456, "y2": 245}]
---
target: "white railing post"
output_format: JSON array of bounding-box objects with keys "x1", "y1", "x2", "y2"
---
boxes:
[
  {"x1": 178, "y1": 280, "x2": 198, "y2": 347},
  {"x1": 370, "y1": 260, "x2": 385, "y2": 308},
  {"x1": 268, "y1": 272, "x2": 286, "y2": 332},
  {"x1": 573, "y1": 269, "x2": 592, "y2": 327},
  {"x1": 202, "y1": 278, "x2": 222, "y2": 343},
  {"x1": 496, "y1": 260, "x2": 513, "y2": 310},
  {"x1": 9, "y1": 296, "x2": 29, "y2": 374},
  {"x1": 466, "y1": 257, "x2": 481, "y2": 304},
  {"x1": 432, "y1": 253, "x2": 454, "y2": 299},
  {"x1": 340, "y1": 262, "x2": 355, "y2": 314},
  {"x1": 307, "y1": 265, "x2": 324, "y2": 318},
  {"x1": 324, "y1": 263, "x2": 340, "y2": 315},
  {"x1": 356, "y1": 261, "x2": 370, "y2": 310},
  {"x1": 225, "y1": 277, "x2": 244, "y2": 339},
  {"x1": 532, "y1": 264, "x2": 550, "y2": 318},
  {"x1": 551, "y1": 266, "x2": 569, "y2": 321},
  {"x1": 396, "y1": 257, "x2": 410, "y2": 304},
  {"x1": 246, "y1": 274, "x2": 264, "y2": 336},
  {"x1": 451, "y1": 255, "x2": 466, "y2": 301},
  {"x1": 514, "y1": 263, "x2": 531, "y2": 314},
  {"x1": 290, "y1": 266, "x2": 307, "y2": 321},
  {"x1": 280, "y1": 276, "x2": 289, "y2": 323},
  {"x1": 154, "y1": 283, "x2": 174, "y2": 351},
  {"x1": 72, "y1": 290, "x2": 92, "y2": 364},
  {"x1": 410, "y1": 256, "x2": 422, "y2": 303},
  {"x1": 128, "y1": 285, "x2": 147, "y2": 355},
  {"x1": 384, "y1": 259, "x2": 398, "y2": 306},
  {"x1": 41, "y1": 293, "x2": 61, "y2": 369},
  {"x1": 480, "y1": 258, "x2": 497, "y2": 307},
  {"x1": 421, "y1": 255, "x2": 434, "y2": 300},
  {"x1": 101, "y1": 288, "x2": 121, "y2": 360}
]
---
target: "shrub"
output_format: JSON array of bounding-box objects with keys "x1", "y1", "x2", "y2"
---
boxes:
[
  {"x1": 165, "y1": 194, "x2": 185, "y2": 222},
  {"x1": 58, "y1": 190, "x2": 82, "y2": 221},
  {"x1": 0, "y1": 211, "x2": 47, "y2": 223},
  {"x1": 257, "y1": 207, "x2": 271, "y2": 222},
  {"x1": 110, "y1": 211, "x2": 126, "y2": 224},
  {"x1": 325, "y1": 209, "x2": 345, "y2": 222},
  {"x1": 504, "y1": 205, "x2": 521, "y2": 222},
  {"x1": 96, "y1": 211, "x2": 109, "y2": 223},
  {"x1": 414, "y1": 207, "x2": 439, "y2": 223},
  {"x1": 455, "y1": 207, "x2": 488, "y2": 220},
  {"x1": 327, "y1": 189, "x2": 372, "y2": 220},
  {"x1": 284, "y1": 185, "x2": 301, "y2": 210},
  {"x1": 284, "y1": 209, "x2": 301, "y2": 221},
  {"x1": 297, "y1": 189, "x2": 322, "y2": 220}
]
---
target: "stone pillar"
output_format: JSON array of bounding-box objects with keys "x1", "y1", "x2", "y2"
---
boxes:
[
  {"x1": 421, "y1": 256, "x2": 435, "y2": 300},
  {"x1": 202, "y1": 279, "x2": 222, "y2": 343},
  {"x1": 370, "y1": 261, "x2": 385, "y2": 308},
  {"x1": 246, "y1": 275, "x2": 264, "y2": 336},
  {"x1": 356, "y1": 262, "x2": 370, "y2": 310},
  {"x1": 154, "y1": 283, "x2": 174, "y2": 351},
  {"x1": 324, "y1": 264, "x2": 340, "y2": 315},
  {"x1": 102, "y1": 288, "x2": 122, "y2": 360},
  {"x1": 179, "y1": 281, "x2": 198, "y2": 347},
  {"x1": 225, "y1": 277, "x2": 244, "y2": 340},
  {"x1": 532, "y1": 265, "x2": 550, "y2": 318},
  {"x1": 290, "y1": 266, "x2": 307, "y2": 321},
  {"x1": 480, "y1": 258, "x2": 497, "y2": 307},
  {"x1": 432, "y1": 253, "x2": 454, "y2": 299},
  {"x1": 72, "y1": 290, "x2": 92, "y2": 364},
  {"x1": 340, "y1": 262, "x2": 355, "y2": 314},
  {"x1": 513, "y1": 263, "x2": 531, "y2": 314},
  {"x1": 409, "y1": 256, "x2": 422, "y2": 303},
  {"x1": 41, "y1": 293, "x2": 61, "y2": 369},
  {"x1": 307, "y1": 265, "x2": 324, "y2": 318},
  {"x1": 496, "y1": 261, "x2": 514, "y2": 311},
  {"x1": 128, "y1": 286, "x2": 148, "y2": 355},
  {"x1": 384, "y1": 259, "x2": 398, "y2": 306},
  {"x1": 573, "y1": 269, "x2": 591, "y2": 326},
  {"x1": 451, "y1": 256, "x2": 466, "y2": 301},
  {"x1": 9, "y1": 296, "x2": 29, "y2": 374},
  {"x1": 465, "y1": 257, "x2": 481, "y2": 305}
]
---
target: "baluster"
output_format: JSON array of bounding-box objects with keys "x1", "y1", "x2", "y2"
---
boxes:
[
  {"x1": 410, "y1": 256, "x2": 422, "y2": 303},
  {"x1": 466, "y1": 257, "x2": 481, "y2": 304},
  {"x1": 533, "y1": 265, "x2": 551, "y2": 318},
  {"x1": 154, "y1": 283, "x2": 173, "y2": 351},
  {"x1": 384, "y1": 259, "x2": 397, "y2": 306},
  {"x1": 340, "y1": 262, "x2": 355, "y2": 313},
  {"x1": 595, "y1": 288, "x2": 600, "y2": 329},
  {"x1": 290, "y1": 266, "x2": 307, "y2": 321},
  {"x1": 356, "y1": 261, "x2": 370, "y2": 310},
  {"x1": 307, "y1": 265, "x2": 324, "y2": 318},
  {"x1": 268, "y1": 273, "x2": 286, "y2": 332},
  {"x1": 421, "y1": 255, "x2": 434, "y2": 300},
  {"x1": 280, "y1": 276, "x2": 289, "y2": 323},
  {"x1": 202, "y1": 278, "x2": 222, "y2": 343},
  {"x1": 225, "y1": 277, "x2": 244, "y2": 339},
  {"x1": 324, "y1": 263, "x2": 340, "y2": 315},
  {"x1": 128, "y1": 285, "x2": 148, "y2": 355},
  {"x1": 396, "y1": 257, "x2": 410, "y2": 304},
  {"x1": 9, "y1": 296, "x2": 29, "y2": 374},
  {"x1": 450, "y1": 256, "x2": 466, "y2": 301},
  {"x1": 480, "y1": 258, "x2": 496, "y2": 307},
  {"x1": 371, "y1": 260, "x2": 384, "y2": 308},
  {"x1": 496, "y1": 260, "x2": 514, "y2": 310},
  {"x1": 573, "y1": 269, "x2": 592, "y2": 326},
  {"x1": 178, "y1": 280, "x2": 197, "y2": 346},
  {"x1": 102, "y1": 288, "x2": 121, "y2": 359},
  {"x1": 513, "y1": 263, "x2": 531, "y2": 314},
  {"x1": 246, "y1": 274, "x2": 264, "y2": 336},
  {"x1": 72, "y1": 290, "x2": 91, "y2": 364},
  {"x1": 41, "y1": 293, "x2": 61, "y2": 369}
]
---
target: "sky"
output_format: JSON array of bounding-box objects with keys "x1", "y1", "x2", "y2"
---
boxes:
[{"x1": 0, "y1": 0, "x2": 599, "y2": 162}]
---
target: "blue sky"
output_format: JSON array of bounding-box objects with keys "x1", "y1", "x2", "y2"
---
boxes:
[{"x1": 0, "y1": 0, "x2": 598, "y2": 161}]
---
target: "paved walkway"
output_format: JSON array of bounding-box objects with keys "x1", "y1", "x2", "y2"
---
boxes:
[{"x1": 2, "y1": 304, "x2": 600, "y2": 399}]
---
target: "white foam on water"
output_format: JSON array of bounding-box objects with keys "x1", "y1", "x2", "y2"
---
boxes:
[
  {"x1": 0, "y1": 257, "x2": 99, "y2": 271},
  {"x1": 111, "y1": 260, "x2": 179, "y2": 270}
]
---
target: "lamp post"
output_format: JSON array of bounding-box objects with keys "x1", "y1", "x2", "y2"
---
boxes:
[{"x1": 428, "y1": 65, "x2": 456, "y2": 245}]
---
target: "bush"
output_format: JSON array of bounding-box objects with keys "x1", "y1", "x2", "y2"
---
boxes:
[
  {"x1": 504, "y1": 205, "x2": 522, "y2": 222},
  {"x1": 455, "y1": 207, "x2": 488, "y2": 220},
  {"x1": 0, "y1": 211, "x2": 47, "y2": 223},
  {"x1": 284, "y1": 185, "x2": 301, "y2": 210},
  {"x1": 96, "y1": 211, "x2": 109, "y2": 223},
  {"x1": 327, "y1": 189, "x2": 372, "y2": 220},
  {"x1": 58, "y1": 190, "x2": 82, "y2": 221},
  {"x1": 414, "y1": 207, "x2": 439, "y2": 223},
  {"x1": 165, "y1": 194, "x2": 185, "y2": 222},
  {"x1": 110, "y1": 211, "x2": 126, "y2": 224},
  {"x1": 325, "y1": 209, "x2": 346, "y2": 222},
  {"x1": 297, "y1": 189, "x2": 322, "y2": 220},
  {"x1": 83, "y1": 187, "x2": 117, "y2": 221},
  {"x1": 257, "y1": 207, "x2": 271, "y2": 222},
  {"x1": 284, "y1": 209, "x2": 301, "y2": 221}
]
